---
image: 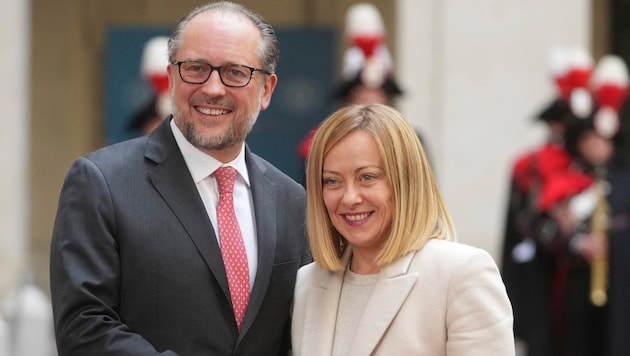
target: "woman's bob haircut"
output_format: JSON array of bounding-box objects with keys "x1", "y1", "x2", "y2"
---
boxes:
[{"x1": 305, "y1": 103, "x2": 456, "y2": 271}]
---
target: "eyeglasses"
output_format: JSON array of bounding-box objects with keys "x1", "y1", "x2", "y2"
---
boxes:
[{"x1": 171, "y1": 60, "x2": 271, "y2": 88}]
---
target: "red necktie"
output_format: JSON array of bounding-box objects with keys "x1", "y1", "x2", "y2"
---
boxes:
[{"x1": 215, "y1": 166, "x2": 250, "y2": 330}]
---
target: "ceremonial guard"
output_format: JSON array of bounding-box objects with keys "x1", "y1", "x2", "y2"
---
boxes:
[
  {"x1": 501, "y1": 47, "x2": 593, "y2": 356},
  {"x1": 503, "y1": 50, "x2": 630, "y2": 356}
]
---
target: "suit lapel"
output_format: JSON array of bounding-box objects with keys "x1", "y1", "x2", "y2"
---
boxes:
[
  {"x1": 144, "y1": 118, "x2": 231, "y2": 302},
  {"x1": 237, "y1": 148, "x2": 277, "y2": 336},
  {"x1": 348, "y1": 251, "x2": 418, "y2": 356}
]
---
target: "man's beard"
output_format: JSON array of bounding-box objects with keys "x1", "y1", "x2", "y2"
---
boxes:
[{"x1": 173, "y1": 100, "x2": 259, "y2": 152}]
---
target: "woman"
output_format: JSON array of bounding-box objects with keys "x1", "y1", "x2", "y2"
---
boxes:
[{"x1": 292, "y1": 104, "x2": 514, "y2": 355}]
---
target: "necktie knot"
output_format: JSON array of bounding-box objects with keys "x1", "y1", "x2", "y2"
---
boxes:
[{"x1": 215, "y1": 166, "x2": 237, "y2": 195}]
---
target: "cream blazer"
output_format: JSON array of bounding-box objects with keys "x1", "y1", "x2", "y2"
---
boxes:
[{"x1": 291, "y1": 239, "x2": 515, "y2": 356}]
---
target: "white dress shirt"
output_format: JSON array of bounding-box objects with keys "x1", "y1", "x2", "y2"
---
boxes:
[{"x1": 170, "y1": 120, "x2": 258, "y2": 290}]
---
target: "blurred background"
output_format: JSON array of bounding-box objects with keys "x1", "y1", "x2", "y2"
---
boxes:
[{"x1": 0, "y1": 0, "x2": 627, "y2": 354}]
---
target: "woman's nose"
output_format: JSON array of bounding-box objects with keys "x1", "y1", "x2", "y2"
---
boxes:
[{"x1": 341, "y1": 183, "x2": 362, "y2": 206}]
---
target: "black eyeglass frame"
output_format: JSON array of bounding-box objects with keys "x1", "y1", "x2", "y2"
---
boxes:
[{"x1": 171, "y1": 60, "x2": 272, "y2": 88}]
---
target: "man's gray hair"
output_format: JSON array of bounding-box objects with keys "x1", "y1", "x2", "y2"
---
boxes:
[{"x1": 167, "y1": 1, "x2": 279, "y2": 73}]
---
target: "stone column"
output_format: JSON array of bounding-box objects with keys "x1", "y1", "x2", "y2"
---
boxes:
[
  {"x1": 0, "y1": 0, "x2": 30, "y2": 300},
  {"x1": 395, "y1": 0, "x2": 591, "y2": 259},
  {"x1": 0, "y1": 1, "x2": 56, "y2": 355}
]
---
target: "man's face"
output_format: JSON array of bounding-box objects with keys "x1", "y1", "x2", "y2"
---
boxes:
[
  {"x1": 578, "y1": 130, "x2": 613, "y2": 166},
  {"x1": 168, "y1": 11, "x2": 277, "y2": 162},
  {"x1": 348, "y1": 84, "x2": 390, "y2": 105}
]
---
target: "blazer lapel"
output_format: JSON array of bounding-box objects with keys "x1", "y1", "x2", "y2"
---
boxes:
[
  {"x1": 144, "y1": 118, "x2": 231, "y2": 301},
  {"x1": 348, "y1": 251, "x2": 418, "y2": 356},
  {"x1": 301, "y1": 249, "x2": 351, "y2": 356}
]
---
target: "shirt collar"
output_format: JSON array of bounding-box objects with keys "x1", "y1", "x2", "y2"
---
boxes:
[{"x1": 170, "y1": 119, "x2": 250, "y2": 186}]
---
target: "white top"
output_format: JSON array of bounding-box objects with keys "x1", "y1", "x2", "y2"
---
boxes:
[
  {"x1": 170, "y1": 120, "x2": 258, "y2": 290},
  {"x1": 332, "y1": 268, "x2": 379, "y2": 356}
]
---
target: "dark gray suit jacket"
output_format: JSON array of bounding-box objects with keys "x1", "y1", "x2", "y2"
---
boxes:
[{"x1": 50, "y1": 118, "x2": 310, "y2": 355}]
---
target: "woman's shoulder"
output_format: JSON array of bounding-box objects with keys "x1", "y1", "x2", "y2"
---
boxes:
[
  {"x1": 412, "y1": 239, "x2": 497, "y2": 269},
  {"x1": 296, "y1": 261, "x2": 329, "y2": 287},
  {"x1": 297, "y1": 261, "x2": 319, "y2": 276},
  {"x1": 422, "y1": 238, "x2": 488, "y2": 255}
]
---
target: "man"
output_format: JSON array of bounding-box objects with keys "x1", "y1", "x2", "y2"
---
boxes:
[
  {"x1": 500, "y1": 47, "x2": 592, "y2": 356},
  {"x1": 50, "y1": 2, "x2": 310, "y2": 355},
  {"x1": 500, "y1": 98, "x2": 570, "y2": 356}
]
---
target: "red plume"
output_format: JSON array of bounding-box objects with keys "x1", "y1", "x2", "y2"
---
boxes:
[{"x1": 590, "y1": 55, "x2": 629, "y2": 137}]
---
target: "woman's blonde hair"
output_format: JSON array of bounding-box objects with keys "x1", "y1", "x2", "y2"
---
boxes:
[{"x1": 306, "y1": 103, "x2": 456, "y2": 271}]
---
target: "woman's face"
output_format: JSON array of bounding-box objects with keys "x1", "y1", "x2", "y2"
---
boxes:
[{"x1": 322, "y1": 129, "x2": 393, "y2": 257}]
